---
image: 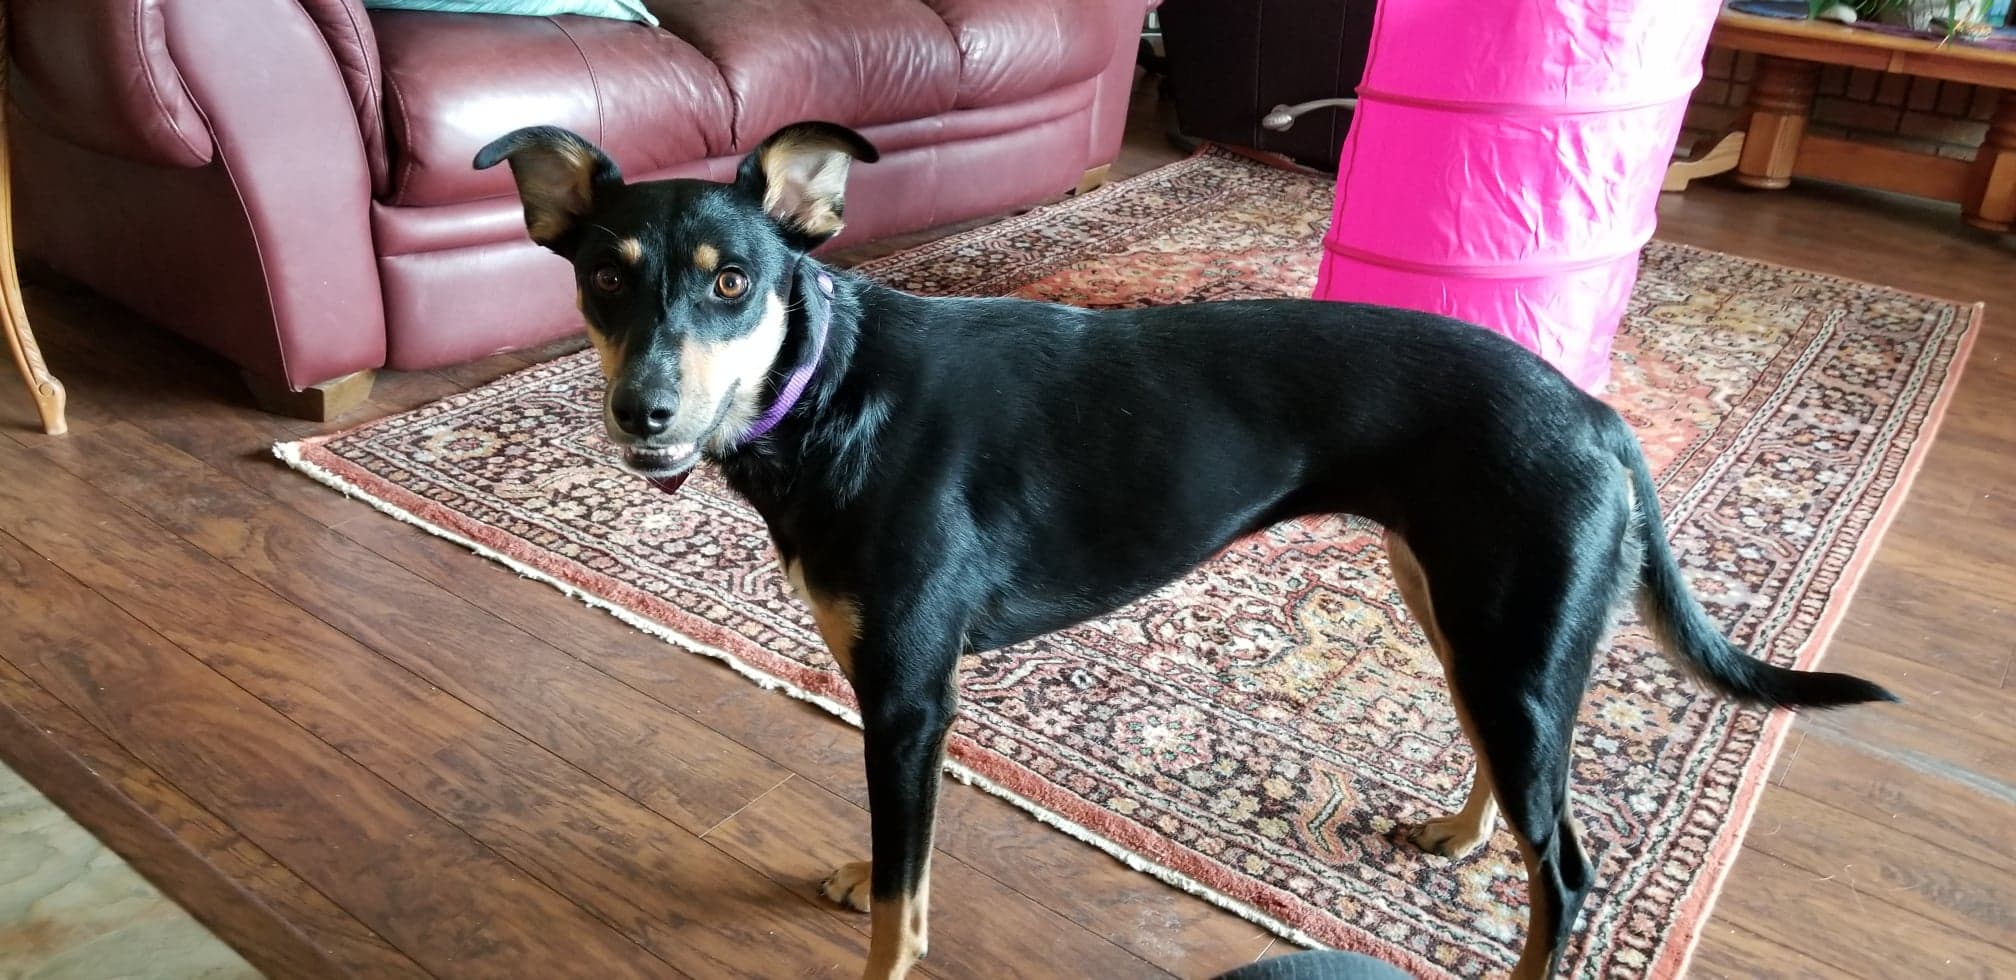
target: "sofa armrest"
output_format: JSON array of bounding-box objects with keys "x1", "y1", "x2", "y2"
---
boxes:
[
  {"x1": 11, "y1": 0, "x2": 388, "y2": 389},
  {"x1": 9, "y1": 0, "x2": 387, "y2": 189},
  {"x1": 169, "y1": 0, "x2": 388, "y2": 388},
  {"x1": 1088, "y1": 0, "x2": 1152, "y2": 167},
  {"x1": 288, "y1": 0, "x2": 389, "y2": 194}
]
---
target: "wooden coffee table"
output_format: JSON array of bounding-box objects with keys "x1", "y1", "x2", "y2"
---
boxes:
[
  {"x1": 1664, "y1": 9, "x2": 2016, "y2": 234},
  {"x1": 1, "y1": 3, "x2": 68, "y2": 436}
]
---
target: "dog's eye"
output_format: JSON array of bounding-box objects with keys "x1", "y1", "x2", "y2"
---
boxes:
[
  {"x1": 714, "y1": 268, "x2": 749, "y2": 300},
  {"x1": 591, "y1": 266, "x2": 623, "y2": 294}
]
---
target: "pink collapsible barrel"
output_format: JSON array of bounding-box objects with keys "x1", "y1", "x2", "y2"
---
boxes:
[{"x1": 1312, "y1": 0, "x2": 1723, "y2": 391}]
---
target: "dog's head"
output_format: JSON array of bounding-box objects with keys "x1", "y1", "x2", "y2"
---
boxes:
[{"x1": 474, "y1": 121, "x2": 878, "y2": 479}]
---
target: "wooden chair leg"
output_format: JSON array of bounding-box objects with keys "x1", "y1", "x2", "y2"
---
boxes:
[
  {"x1": 1, "y1": 249, "x2": 64, "y2": 436},
  {"x1": 243, "y1": 369, "x2": 376, "y2": 423},
  {"x1": 1, "y1": 6, "x2": 69, "y2": 436},
  {"x1": 1735, "y1": 56, "x2": 1819, "y2": 191},
  {"x1": 1963, "y1": 90, "x2": 2015, "y2": 234}
]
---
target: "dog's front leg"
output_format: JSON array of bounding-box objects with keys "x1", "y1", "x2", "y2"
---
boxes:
[{"x1": 823, "y1": 627, "x2": 960, "y2": 980}]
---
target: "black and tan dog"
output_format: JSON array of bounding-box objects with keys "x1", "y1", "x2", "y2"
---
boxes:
[{"x1": 476, "y1": 122, "x2": 1895, "y2": 979}]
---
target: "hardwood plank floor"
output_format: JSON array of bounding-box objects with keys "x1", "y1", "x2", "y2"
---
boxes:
[
  {"x1": 0, "y1": 732, "x2": 260, "y2": 980},
  {"x1": 0, "y1": 657, "x2": 428, "y2": 980},
  {"x1": 2, "y1": 76, "x2": 2012, "y2": 978}
]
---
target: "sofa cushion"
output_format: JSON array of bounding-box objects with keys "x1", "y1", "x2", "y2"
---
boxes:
[
  {"x1": 374, "y1": 10, "x2": 736, "y2": 206},
  {"x1": 374, "y1": 0, "x2": 1118, "y2": 205},
  {"x1": 923, "y1": 0, "x2": 1118, "y2": 110},
  {"x1": 645, "y1": 0, "x2": 961, "y2": 149},
  {"x1": 647, "y1": 0, "x2": 1117, "y2": 148}
]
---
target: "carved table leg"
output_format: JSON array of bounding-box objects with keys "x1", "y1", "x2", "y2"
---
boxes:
[
  {"x1": 1735, "y1": 56, "x2": 1820, "y2": 191},
  {"x1": 1963, "y1": 90, "x2": 2015, "y2": 234},
  {"x1": 0, "y1": 5, "x2": 68, "y2": 435}
]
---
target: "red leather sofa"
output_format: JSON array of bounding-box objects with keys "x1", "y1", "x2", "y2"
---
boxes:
[{"x1": 6, "y1": 0, "x2": 1146, "y2": 417}]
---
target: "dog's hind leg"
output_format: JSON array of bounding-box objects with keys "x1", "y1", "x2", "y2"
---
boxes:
[
  {"x1": 1393, "y1": 491, "x2": 1639, "y2": 978},
  {"x1": 1386, "y1": 530, "x2": 1499, "y2": 858},
  {"x1": 1436, "y1": 556, "x2": 1614, "y2": 977},
  {"x1": 1477, "y1": 714, "x2": 1593, "y2": 980}
]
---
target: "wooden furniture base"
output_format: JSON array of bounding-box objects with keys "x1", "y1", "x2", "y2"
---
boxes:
[
  {"x1": 1, "y1": 4, "x2": 69, "y2": 436},
  {"x1": 1735, "y1": 56, "x2": 1821, "y2": 191},
  {"x1": 1664, "y1": 131, "x2": 1747, "y2": 192},
  {"x1": 1963, "y1": 95, "x2": 2016, "y2": 232},
  {"x1": 1074, "y1": 164, "x2": 1113, "y2": 196},
  {"x1": 1663, "y1": 11, "x2": 2016, "y2": 236},
  {"x1": 243, "y1": 369, "x2": 376, "y2": 423}
]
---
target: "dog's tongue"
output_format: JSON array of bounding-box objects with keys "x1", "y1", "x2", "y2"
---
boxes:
[{"x1": 647, "y1": 471, "x2": 691, "y2": 495}]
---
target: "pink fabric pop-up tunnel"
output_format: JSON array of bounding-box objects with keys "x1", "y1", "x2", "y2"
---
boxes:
[{"x1": 1312, "y1": 0, "x2": 1724, "y2": 391}]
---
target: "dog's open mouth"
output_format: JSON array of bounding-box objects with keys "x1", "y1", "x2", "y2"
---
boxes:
[
  {"x1": 620, "y1": 443, "x2": 701, "y2": 493},
  {"x1": 610, "y1": 387, "x2": 738, "y2": 494}
]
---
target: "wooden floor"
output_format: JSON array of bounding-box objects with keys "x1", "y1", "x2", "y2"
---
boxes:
[
  {"x1": 0, "y1": 762, "x2": 260, "y2": 978},
  {"x1": 2, "y1": 80, "x2": 2013, "y2": 980}
]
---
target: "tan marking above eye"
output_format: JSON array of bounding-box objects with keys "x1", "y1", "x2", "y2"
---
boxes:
[
  {"x1": 616, "y1": 238, "x2": 645, "y2": 264},
  {"x1": 694, "y1": 243, "x2": 720, "y2": 271}
]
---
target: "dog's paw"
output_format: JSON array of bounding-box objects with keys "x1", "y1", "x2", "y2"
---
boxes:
[
  {"x1": 820, "y1": 860, "x2": 872, "y2": 912},
  {"x1": 1408, "y1": 815, "x2": 1491, "y2": 858}
]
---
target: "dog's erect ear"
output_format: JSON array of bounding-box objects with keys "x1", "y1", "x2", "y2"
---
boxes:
[
  {"x1": 473, "y1": 126, "x2": 622, "y2": 251},
  {"x1": 733, "y1": 122, "x2": 880, "y2": 251}
]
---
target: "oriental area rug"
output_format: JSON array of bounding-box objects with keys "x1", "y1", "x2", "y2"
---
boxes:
[{"x1": 277, "y1": 148, "x2": 1976, "y2": 978}]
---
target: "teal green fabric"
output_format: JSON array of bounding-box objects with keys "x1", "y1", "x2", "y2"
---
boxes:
[{"x1": 361, "y1": 0, "x2": 658, "y2": 27}]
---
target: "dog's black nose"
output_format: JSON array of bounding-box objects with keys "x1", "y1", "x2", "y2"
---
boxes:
[{"x1": 610, "y1": 387, "x2": 676, "y2": 437}]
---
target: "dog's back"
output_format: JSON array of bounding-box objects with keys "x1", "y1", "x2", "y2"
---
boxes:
[
  {"x1": 832, "y1": 286, "x2": 1623, "y2": 645},
  {"x1": 863, "y1": 293, "x2": 1601, "y2": 491}
]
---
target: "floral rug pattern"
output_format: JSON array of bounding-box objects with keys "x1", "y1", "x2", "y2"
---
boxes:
[{"x1": 280, "y1": 149, "x2": 1975, "y2": 978}]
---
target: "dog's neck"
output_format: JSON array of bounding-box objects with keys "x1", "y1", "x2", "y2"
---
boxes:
[
  {"x1": 735, "y1": 262, "x2": 835, "y2": 446},
  {"x1": 713, "y1": 257, "x2": 876, "y2": 525}
]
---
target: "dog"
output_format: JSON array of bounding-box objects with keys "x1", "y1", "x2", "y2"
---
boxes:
[{"x1": 475, "y1": 121, "x2": 1897, "y2": 979}]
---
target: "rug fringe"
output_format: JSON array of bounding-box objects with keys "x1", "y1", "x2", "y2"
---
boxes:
[{"x1": 275, "y1": 438, "x2": 1338, "y2": 952}]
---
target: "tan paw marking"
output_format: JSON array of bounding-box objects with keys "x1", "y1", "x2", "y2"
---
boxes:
[
  {"x1": 1409, "y1": 815, "x2": 1492, "y2": 858},
  {"x1": 821, "y1": 860, "x2": 872, "y2": 912}
]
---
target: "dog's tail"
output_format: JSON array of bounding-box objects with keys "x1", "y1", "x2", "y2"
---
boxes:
[{"x1": 1612, "y1": 425, "x2": 1898, "y2": 709}]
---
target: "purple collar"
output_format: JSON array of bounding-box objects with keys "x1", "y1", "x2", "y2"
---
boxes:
[{"x1": 735, "y1": 267, "x2": 834, "y2": 446}]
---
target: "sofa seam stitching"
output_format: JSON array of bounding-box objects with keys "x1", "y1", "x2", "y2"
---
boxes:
[
  {"x1": 387, "y1": 63, "x2": 416, "y2": 201},
  {"x1": 920, "y1": 0, "x2": 969, "y2": 111},
  {"x1": 547, "y1": 16, "x2": 608, "y2": 148}
]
